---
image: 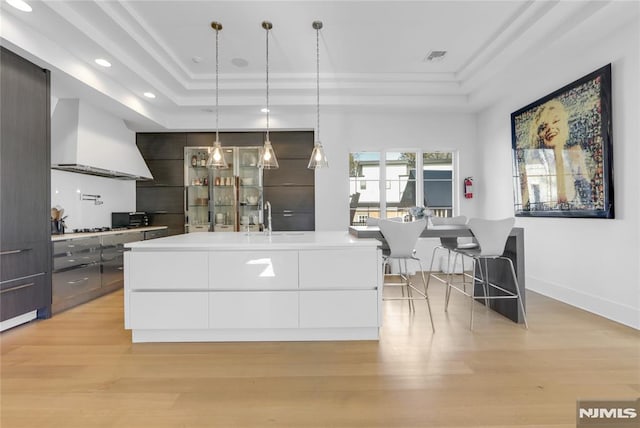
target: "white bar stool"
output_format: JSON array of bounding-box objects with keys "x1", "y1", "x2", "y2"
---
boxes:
[
  {"x1": 446, "y1": 217, "x2": 528, "y2": 330},
  {"x1": 378, "y1": 218, "x2": 435, "y2": 333}
]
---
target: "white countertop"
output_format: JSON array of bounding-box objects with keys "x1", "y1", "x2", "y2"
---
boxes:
[
  {"x1": 125, "y1": 231, "x2": 380, "y2": 251},
  {"x1": 51, "y1": 226, "x2": 168, "y2": 242}
]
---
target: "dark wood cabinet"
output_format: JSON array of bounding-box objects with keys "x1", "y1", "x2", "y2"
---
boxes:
[
  {"x1": 0, "y1": 47, "x2": 52, "y2": 322},
  {"x1": 264, "y1": 131, "x2": 315, "y2": 231},
  {"x1": 135, "y1": 131, "x2": 316, "y2": 233}
]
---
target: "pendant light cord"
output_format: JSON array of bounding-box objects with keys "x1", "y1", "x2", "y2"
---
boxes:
[
  {"x1": 265, "y1": 24, "x2": 270, "y2": 142},
  {"x1": 215, "y1": 27, "x2": 220, "y2": 143},
  {"x1": 316, "y1": 25, "x2": 320, "y2": 143}
]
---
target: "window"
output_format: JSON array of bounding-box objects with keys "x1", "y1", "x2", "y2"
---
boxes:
[{"x1": 349, "y1": 150, "x2": 454, "y2": 225}]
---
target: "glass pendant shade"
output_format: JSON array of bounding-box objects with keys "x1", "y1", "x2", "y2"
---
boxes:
[
  {"x1": 258, "y1": 139, "x2": 279, "y2": 169},
  {"x1": 207, "y1": 140, "x2": 227, "y2": 168},
  {"x1": 308, "y1": 141, "x2": 328, "y2": 169}
]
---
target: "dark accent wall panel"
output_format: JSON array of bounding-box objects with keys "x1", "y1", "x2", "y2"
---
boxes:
[
  {"x1": 268, "y1": 131, "x2": 315, "y2": 159},
  {"x1": 136, "y1": 187, "x2": 184, "y2": 214},
  {"x1": 187, "y1": 132, "x2": 263, "y2": 147},
  {"x1": 137, "y1": 160, "x2": 184, "y2": 187},
  {"x1": 137, "y1": 133, "x2": 186, "y2": 159},
  {"x1": 263, "y1": 159, "x2": 314, "y2": 186}
]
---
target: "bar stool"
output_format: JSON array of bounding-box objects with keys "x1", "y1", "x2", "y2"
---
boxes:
[
  {"x1": 446, "y1": 217, "x2": 528, "y2": 330},
  {"x1": 425, "y1": 216, "x2": 477, "y2": 297},
  {"x1": 378, "y1": 218, "x2": 435, "y2": 332}
]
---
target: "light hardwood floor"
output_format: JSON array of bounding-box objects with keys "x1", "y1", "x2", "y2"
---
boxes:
[{"x1": 1, "y1": 278, "x2": 638, "y2": 428}]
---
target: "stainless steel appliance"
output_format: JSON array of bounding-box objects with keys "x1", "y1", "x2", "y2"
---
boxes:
[{"x1": 111, "y1": 212, "x2": 149, "y2": 229}]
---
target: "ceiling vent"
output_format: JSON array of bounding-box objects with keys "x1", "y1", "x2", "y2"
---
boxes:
[{"x1": 424, "y1": 50, "x2": 447, "y2": 62}]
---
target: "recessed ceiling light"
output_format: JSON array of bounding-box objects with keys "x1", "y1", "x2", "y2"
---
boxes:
[
  {"x1": 202, "y1": 108, "x2": 214, "y2": 113},
  {"x1": 143, "y1": 92, "x2": 156, "y2": 99},
  {"x1": 231, "y1": 58, "x2": 249, "y2": 68},
  {"x1": 95, "y1": 58, "x2": 111, "y2": 67},
  {"x1": 192, "y1": 56, "x2": 204, "y2": 64},
  {"x1": 261, "y1": 108, "x2": 269, "y2": 113},
  {"x1": 424, "y1": 50, "x2": 447, "y2": 62},
  {"x1": 6, "y1": 0, "x2": 32, "y2": 12}
]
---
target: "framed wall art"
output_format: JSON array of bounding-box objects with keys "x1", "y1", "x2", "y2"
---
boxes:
[{"x1": 511, "y1": 64, "x2": 614, "y2": 218}]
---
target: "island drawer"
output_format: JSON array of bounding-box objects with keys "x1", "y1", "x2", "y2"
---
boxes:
[
  {"x1": 299, "y1": 249, "x2": 379, "y2": 289},
  {"x1": 209, "y1": 251, "x2": 298, "y2": 290},
  {"x1": 129, "y1": 291, "x2": 208, "y2": 329},
  {"x1": 209, "y1": 291, "x2": 298, "y2": 328},
  {"x1": 128, "y1": 251, "x2": 208, "y2": 290},
  {"x1": 299, "y1": 290, "x2": 379, "y2": 328}
]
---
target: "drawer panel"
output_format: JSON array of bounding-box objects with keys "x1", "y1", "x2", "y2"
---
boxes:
[
  {"x1": 299, "y1": 290, "x2": 379, "y2": 328},
  {"x1": 53, "y1": 237, "x2": 101, "y2": 257},
  {"x1": 0, "y1": 273, "x2": 48, "y2": 322},
  {"x1": 209, "y1": 291, "x2": 298, "y2": 329},
  {"x1": 271, "y1": 212, "x2": 315, "y2": 232},
  {"x1": 128, "y1": 251, "x2": 208, "y2": 290},
  {"x1": 129, "y1": 291, "x2": 208, "y2": 329},
  {"x1": 299, "y1": 249, "x2": 379, "y2": 289},
  {"x1": 53, "y1": 250, "x2": 100, "y2": 272},
  {"x1": 143, "y1": 229, "x2": 168, "y2": 240},
  {"x1": 209, "y1": 251, "x2": 298, "y2": 290},
  {"x1": 52, "y1": 263, "x2": 101, "y2": 302},
  {"x1": 101, "y1": 254, "x2": 124, "y2": 288},
  {"x1": 0, "y1": 243, "x2": 48, "y2": 282},
  {"x1": 101, "y1": 232, "x2": 144, "y2": 247}
]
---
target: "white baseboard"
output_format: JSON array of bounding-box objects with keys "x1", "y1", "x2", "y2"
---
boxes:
[
  {"x1": 0, "y1": 310, "x2": 37, "y2": 332},
  {"x1": 527, "y1": 276, "x2": 640, "y2": 330}
]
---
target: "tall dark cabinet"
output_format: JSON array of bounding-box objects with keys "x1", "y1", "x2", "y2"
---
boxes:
[
  {"x1": 136, "y1": 131, "x2": 315, "y2": 233},
  {"x1": 264, "y1": 132, "x2": 315, "y2": 231},
  {"x1": 0, "y1": 47, "x2": 52, "y2": 322}
]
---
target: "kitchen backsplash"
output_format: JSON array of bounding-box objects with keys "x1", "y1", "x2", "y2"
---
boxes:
[{"x1": 51, "y1": 169, "x2": 136, "y2": 230}]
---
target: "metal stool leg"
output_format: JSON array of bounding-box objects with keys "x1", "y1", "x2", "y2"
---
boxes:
[{"x1": 417, "y1": 259, "x2": 435, "y2": 333}]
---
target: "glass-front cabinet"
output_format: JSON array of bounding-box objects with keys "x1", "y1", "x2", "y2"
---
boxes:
[
  {"x1": 184, "y1": 146, "x2": 263, "y2": 233},
  {"x1": 185, "y1": 147, "x2": 211, "y2": 232},
  {"x1": 235, "y1": 147, "x2": 263, "y2": 232}
]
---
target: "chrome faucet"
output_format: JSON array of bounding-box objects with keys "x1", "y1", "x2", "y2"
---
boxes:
[{"x1": 264, "y1": 201, "x2": 272, "y2": 236}]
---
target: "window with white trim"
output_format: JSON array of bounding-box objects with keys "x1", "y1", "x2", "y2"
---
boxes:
[{"x1": 349, "y1": 150, "x2": 455, "y2": 225}]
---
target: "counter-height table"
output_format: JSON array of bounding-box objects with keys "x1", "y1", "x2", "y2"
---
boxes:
[
  {"x1": 124, "y1": 231, "x2": 382, "y2": 342},
  {"x1": 349, "y1": 224, "x2": 526, "y2": 324}
]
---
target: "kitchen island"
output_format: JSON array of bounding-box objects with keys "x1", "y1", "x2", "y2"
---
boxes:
[{"x1": 124, "y1": 231, "x2": 382, "y2": 342}]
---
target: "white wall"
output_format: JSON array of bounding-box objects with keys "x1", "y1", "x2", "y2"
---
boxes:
[
  {"x1": 316, "y1": 109, "x2": 479, "y2": 268},
  {"x1": 51, "y1": 170, "x2": 136, "y2": 230},
  {"x1": 316, "y1": 110, "x2": 480, "y2": 230},
  {"x1": 476, "y1": 19, "x2": 640, "y2": 329}
]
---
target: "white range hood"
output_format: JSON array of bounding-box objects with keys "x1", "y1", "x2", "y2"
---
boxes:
[{"x1": 51, "y1": 99, "x2": 153, "y2": 180}]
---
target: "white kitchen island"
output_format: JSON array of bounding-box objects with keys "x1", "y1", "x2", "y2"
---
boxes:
[{"x1": 124, "y1": 231, "x2": 382, "y2": 343}]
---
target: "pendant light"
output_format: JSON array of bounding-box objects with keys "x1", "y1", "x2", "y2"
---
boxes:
[
  {"x1": 206, "y1": 21, "x2": 228, "y2": 169},
  {"x1": 308, "y1": 20, "x2": 329, "y2": 169},
  {"x1": 258, "y1": 21, "x2": 279, "y2": 169}
]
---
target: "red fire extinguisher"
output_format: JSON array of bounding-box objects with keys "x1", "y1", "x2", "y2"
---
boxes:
[{"x1": 464, "y1": 177, "x2": 474, "y2": 199}]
